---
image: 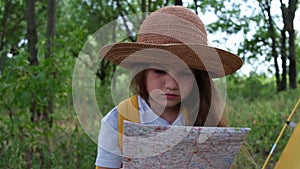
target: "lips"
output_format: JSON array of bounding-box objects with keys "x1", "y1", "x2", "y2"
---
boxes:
[{"x1": 164, "y1": 93, "x2": 179, "y2": 100}]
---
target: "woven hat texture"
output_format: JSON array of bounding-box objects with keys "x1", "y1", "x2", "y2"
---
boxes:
[{"x1": 99, "y1": 6, "x2": 242, "y2": 78}]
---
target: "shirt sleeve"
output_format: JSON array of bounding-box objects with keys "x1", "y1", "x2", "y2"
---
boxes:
[{"x1": 95, "y1": 107, "x2": 123, "y2": 168}]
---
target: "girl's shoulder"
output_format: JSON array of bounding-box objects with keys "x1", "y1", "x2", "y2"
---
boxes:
[
  {"x1": 101, "y1": 96, "x2": 144, "y2": 129},
  {"x1": 101, "y1": 106, "x2": 119, "y2": 129}
]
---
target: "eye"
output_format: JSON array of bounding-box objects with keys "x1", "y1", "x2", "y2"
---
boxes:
[{"x1": 153, "y1": 69, "x2": 167, "y2": 75}]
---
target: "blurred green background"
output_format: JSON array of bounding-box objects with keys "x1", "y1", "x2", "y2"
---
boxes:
[{"x1": 1, "y1": 0, "x2": 299, "y2": 168}]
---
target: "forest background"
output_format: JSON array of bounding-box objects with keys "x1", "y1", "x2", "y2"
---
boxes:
[{"x1": 0, "y1": 0, "x2": 299, "y2": 168}]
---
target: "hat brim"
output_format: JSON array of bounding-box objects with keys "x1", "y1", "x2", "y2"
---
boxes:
[{"x1": 99, "y1": 42, "x2": 242, "y2": 78}]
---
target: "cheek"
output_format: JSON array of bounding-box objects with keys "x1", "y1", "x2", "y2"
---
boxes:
[
  {"x1": 145, "y1": 79, "x2": 164, "y2": 100},
  {"x1": 146, "y1": 81, "x2": 163, "y2": 94},
  {"x1": 146, "y1": 82, "x2": 154, "y2": 94},
  {"x1": 179, "y1": 78, "x2": 196, "y2": 97},
  {"x1": 145, "y1": 73, "x2": 159, "y2": 94}
]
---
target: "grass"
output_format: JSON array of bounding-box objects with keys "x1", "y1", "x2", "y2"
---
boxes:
[
  {"x1": 0, "y1": 75, "x2": 299, "y2": 169},
  {"x1": 226, "y1": 82, "x2": 300, "y2": 169}
]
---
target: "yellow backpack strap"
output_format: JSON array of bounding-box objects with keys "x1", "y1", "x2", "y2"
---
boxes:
[
  {"x1": 117, "y1": 95, "x2": 140, "y2": 152},
  {"x1": 183, "y1": 108, "x2": 189, "y2": 125}
]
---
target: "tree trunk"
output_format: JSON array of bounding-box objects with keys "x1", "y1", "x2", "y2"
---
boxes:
[
  {"x1": 265, "y1": 4, "x2": 282, "y2": 91},
  {"x1": 142, "y1": 0, "x2": 147, "y2": 20},
  {"x1": 25, "y1": 0, "x2": 38, "y2": 66},
  {"x1": 280, "y1": 3, "x2": 288, "y2": 91},
  {"x1": 44, "y1": 0, "x2": 56, "y2": 127},
  {"x1": 280, "y1": 29, "x2": 287, "y2": 90},
  {"x1": 142, "y1": 0, "x2": 146, "y2": 13},
  {"x1": 288, "y1": 28, "x2": 297, "y2": 89},
  {"x1": 281, "y1": 0, "x2": 298, "y2": 89},
  {"x1": 148, "y1": 0, "x2": 152, "y2": 12},
  {"x1": 175, "y1": 0, "x2": 183, "y2": 6},
  {"x1": 46, "y1": 0, "x2": 56, "y2": 58},
  {"x1": 26, "y1": 0, "x2": 41, "y2": 124},
  {"x1": 286, "y1": 0, "x2": 298, "y2": 89}
]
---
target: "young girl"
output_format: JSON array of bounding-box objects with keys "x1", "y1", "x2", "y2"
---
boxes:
[{"x1": 95, "y1": 5, "x2": 242, "y2": 169}]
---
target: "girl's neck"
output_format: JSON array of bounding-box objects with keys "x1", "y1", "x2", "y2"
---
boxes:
[{"x1": 148, "y1": 99, "x2": 180, "y2": 124}]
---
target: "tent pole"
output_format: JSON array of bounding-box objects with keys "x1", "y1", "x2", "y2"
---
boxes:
[{"x1": 262, "y1": 98, "x2": 300, "y2": 169}]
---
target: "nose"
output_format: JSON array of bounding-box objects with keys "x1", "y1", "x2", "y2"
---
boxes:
[{"x1": 164, "y1": 74, "x2": 178, "y2": 90}]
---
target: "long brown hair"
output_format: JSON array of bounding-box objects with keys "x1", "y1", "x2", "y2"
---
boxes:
[
  {"x1": 192, "y1": 70, "x2": 227, "y2": 127},
  {"x1": 130, "y1": 69, "x2": 227, "y2": 127}
]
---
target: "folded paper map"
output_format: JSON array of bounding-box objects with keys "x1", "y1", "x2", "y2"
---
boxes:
[{"x1": 123, "y1": 121, "x2": 250, "y2": 169}]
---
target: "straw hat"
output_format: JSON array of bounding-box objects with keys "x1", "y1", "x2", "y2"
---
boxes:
[{"x1": 99, "y1": 6, "x2": 242, "y2": 78}]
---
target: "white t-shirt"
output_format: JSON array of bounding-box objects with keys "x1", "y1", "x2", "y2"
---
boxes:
[{"x1": 95, "y1": 96, "x2": 186, "y2": 168}]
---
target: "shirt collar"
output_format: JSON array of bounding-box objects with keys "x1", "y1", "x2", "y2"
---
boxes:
[{"x1": 138, "y1": 95, "x2": 185, "y2": 126}]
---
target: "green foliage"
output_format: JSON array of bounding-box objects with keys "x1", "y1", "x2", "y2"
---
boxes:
[
  {"x1": 0, "y1": 35, "x2": 77, "y2": 168},
  {"x1": 226, "y1": 74, "x2": 277, "y2": 101},
  {"x1": 0, "y1": 0, "x2": 27, "y2": 48},
  {"x1": 226, "y1": 74, "x2": 300, "y2": 168},
  {"x1": 0, "y1": 0, "x2": 299, "y2": 168},
  {"x1": 0, "y1": 116, "x2": 96, "y2": 169},
  {"x1": 0, "y1": 48, "x2": 96, "y2": 168}
]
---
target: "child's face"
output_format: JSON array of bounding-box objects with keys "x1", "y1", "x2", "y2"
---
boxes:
[{"x1": 145, "y1": 65, "x2": 196, "y2": 108}]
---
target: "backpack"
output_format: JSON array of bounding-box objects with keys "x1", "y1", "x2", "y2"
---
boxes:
[
  {"x1": 117, "y1": 95, "x2": 189, "y2": 151},
  {"x1": 117, "y1": 95, "x2": 140, "y2": 151}
]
